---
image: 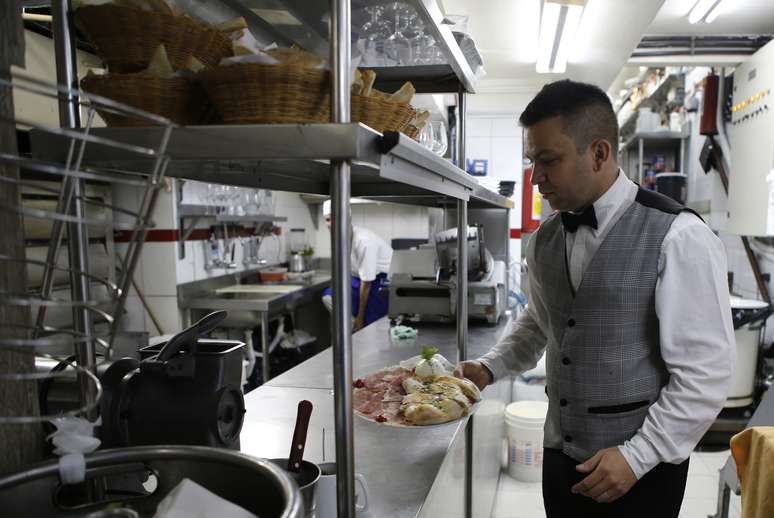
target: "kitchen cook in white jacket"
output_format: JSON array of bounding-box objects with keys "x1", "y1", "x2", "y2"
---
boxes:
[{"x1": 321, "y1": 200, "x2": 393, "y2": 331}]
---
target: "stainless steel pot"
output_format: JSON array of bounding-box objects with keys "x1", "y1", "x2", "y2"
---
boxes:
[
  {"x1": 0, "y1": 446, "x2": 303, "y2": 518},
  {"x1": 289, "y1": 253, "x2": 306, "y2": 273}
]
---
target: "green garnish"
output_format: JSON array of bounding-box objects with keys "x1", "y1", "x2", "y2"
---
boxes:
[{"x1": 420, "y1": 346, "x2": 439, "y2": 361}]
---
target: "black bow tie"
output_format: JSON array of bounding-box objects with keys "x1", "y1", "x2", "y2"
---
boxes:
[{"x1": 561, "y1": 205, "x2": 598, "y2": 233}]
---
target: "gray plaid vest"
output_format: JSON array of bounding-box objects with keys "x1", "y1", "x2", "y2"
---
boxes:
[{"x1": 534, "y1": 188, "x2": 697, "y2": 462}]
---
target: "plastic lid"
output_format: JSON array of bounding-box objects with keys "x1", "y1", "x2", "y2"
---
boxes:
[
  {"x1": 730, "y1": 296, "x2": 769, "y2": 310},
  {"x1": 505, "y1": 401, "x2": 549, "y2": 422}
]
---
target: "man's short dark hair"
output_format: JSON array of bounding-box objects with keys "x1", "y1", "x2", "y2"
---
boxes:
[{"x1": 519, "y1": 79, "x2": 619, "y2": 156}]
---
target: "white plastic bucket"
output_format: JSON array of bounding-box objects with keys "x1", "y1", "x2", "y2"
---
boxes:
[{"x1": 505, "y1": 401, "x2": 548, "y2": 482}]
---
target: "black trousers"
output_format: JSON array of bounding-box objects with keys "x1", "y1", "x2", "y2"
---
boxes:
[{"x1": 542, "y1": 448, "x2": 689, "y2": 518}]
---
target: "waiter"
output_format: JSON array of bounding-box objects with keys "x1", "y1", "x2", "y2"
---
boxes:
[
  {"x1": 321, "y1": 200, "x2": 393, "y2": 331},
  {"x1": 459, "y1": 80, "x2": 734, "y2": 517}
]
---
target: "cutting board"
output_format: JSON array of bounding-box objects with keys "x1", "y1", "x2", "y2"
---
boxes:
[{"x1": 215, "y1": 284, "x2": 302, "y2": 295}]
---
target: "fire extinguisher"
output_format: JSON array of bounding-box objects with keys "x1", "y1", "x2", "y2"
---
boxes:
[{"x1": 521, "y1": 167, "x2": 541, "y2": 234}]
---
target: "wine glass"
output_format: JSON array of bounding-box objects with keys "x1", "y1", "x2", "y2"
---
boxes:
[
  {"x1": 419, "y1": 123, "x2": 434, "y2": 151},
  {"x1": 383, "y1": 2, "x2": 413, "y2": 66},
  {"x1": 358, "y1": 6, "x2": 391, "y2": 66},
  {"x1": 431, "y1": 121, "x2": 448, "y2": 156}
]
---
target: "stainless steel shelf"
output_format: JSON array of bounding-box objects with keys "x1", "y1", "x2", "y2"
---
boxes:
[
  {"x1": 621, "y1": 129, "x2": 689, "y2": 151},
  {"x1": 220, "y1": 0, "x2": 478, "y2": 93},
  {"x1": 620, "y1": 73, "x2": 685, "y2": 138},
  {"x1": 178, "y1": 204, "x2": 288, "y2": 222},
  {"x1": 31, "y1": 123, "x2": 508, "y2": 209}
]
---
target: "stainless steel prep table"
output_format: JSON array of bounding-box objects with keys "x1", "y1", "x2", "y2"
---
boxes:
[
  {"x1": 178, "y1": 271, "x2": 331, "y2": 383},
  {"x1": 240, "y1": 315, "x2": 514, "y2": 518}
]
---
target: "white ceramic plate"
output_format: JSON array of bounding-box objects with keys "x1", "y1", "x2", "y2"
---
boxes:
[{"x1": 354, "y1": 400, "x2": 481, "y2": 429}]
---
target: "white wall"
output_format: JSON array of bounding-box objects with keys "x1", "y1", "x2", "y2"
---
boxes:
[
  {"x1": 465, "y1": 113, "x2": 525, "y2": 290},
  {"x1": 311, "y1": 202, "x2": 431, "y2": 259},
  {"x1": 115, "y1": 180, "x2": 317, "y2": 336}
]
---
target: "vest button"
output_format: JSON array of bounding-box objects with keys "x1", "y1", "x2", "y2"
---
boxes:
[
  {"x1": 565, "y1": 435, "x2": 573, "y2": 443},
  {"x1": 567, "y1": 318, "x2": 576, "y2": 327},
  {"x1": 560, "y1": 398, "x2": 568, "y2": 406},
  {"x1": 562, "y1": 357, "x2": 571, "y2": 365}
]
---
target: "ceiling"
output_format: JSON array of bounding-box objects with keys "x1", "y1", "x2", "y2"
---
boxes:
[
  {"x1": 440, "y1": 0, "x2": 774, "y2": 102},
  {"x1": 441, "y1": 0, "x2": 666, "y2": 92},
  {"x1": 646, "y1": 0, "x2": 774, "y2": 35}
]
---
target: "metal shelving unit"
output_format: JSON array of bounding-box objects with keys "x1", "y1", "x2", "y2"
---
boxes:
[
  {"x1": 619, "y1": 73, "x2": 685, "y2": 138},
  {"x1": 37, "y1": 0, "x2": 508, "y2": 516},
  {"x1": 620, "y1": 126, "x2": 690, "y2": 183},
  {"x1": 32, "y1": 124, "x2": 512, "y2": 207}
]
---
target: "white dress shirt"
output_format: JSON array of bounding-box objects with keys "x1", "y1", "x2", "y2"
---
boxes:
[
  {"x1": 480, "y1": 171, "x2": 735, "y2": 479},
  {"x1": 351, "y1": 226, "x2": 393, "y2": 282}
]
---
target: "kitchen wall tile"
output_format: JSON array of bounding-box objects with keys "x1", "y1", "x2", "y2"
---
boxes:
[
  {"x1": 176, "y1": 240, "x2": 195, "y2": 285},
  {"x1": 467, "y1": 117, "x2": 493, "y2": 138},
  {"x1": 392, "y1": 205, "x2": 427, "y2": 240},
  {"x1": 145, "y1": 295, "x2": 182, "y2": 336},
  {"x1": 116, "y1": 242, "x2": 145, "y2": 293},
  {"x1": 491, "y1": 136, "x2": 522, "y2": 181},
  {"x1": 192, "y1": 237, "x2": 208, "y2": 281},
  {"x1": 363, "y1": 204, "x2": 394, "y2": 240},
  {"x1": 140, "y1": 242, "x2": 178, "y2": 297},
  {"x1": 492, "y1": 117, "x2": 521, "y2": 138},
  {"x1": 148, "y1": 185, "x2": 176, "y2": 228},
  {"x1": 120, "y1": 294, "x2": 146, "y2": 333}
]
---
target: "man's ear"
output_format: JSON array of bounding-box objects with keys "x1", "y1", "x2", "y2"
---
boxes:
[{"x1": 590, "y1": 138, "x2": 612, "y2": 172}]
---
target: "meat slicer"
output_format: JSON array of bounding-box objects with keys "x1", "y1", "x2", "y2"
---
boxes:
[{"x1": 388, "y1": 225, "x2": 506, "y2": 324}]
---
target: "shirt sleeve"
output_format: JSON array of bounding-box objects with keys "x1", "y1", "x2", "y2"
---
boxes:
[
  {"x1": 618, "y1": 214, "x2": 735, "y2": 479},
  {"x1": 478, "y1": 232, "x2": 548, "y2": 380}
]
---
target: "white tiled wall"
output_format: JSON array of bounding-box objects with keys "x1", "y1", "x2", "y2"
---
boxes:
[
  {"x1": 466, "y1": 115, "x2": 525, "y2": 290},
  {"x1": 312, "y1": 202, "x2": 431, "y2": 259},
  {"x1": 114, "y1": 180, "x2": 317, "y2": 335}
]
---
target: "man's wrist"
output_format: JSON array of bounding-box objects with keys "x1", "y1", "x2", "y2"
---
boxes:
[{"x1": 478, "y1": 360, "x2": 495, "y2": 383}]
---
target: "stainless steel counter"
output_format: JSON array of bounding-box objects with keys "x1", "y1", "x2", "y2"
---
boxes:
[
  {"x1": 266, "y1": 317, "x2": 510, "y2": 390},
  {"x1": 178, "y1": 270, "x2": 331, "y2": 383},
  {"x1": 178, "y1": 272, "x2": 331, "y2": 315},
  {"x1": 240, "y1": 315, "x2": 514, "y2": 518}
]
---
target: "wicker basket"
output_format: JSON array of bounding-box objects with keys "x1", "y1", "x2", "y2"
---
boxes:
[
  {"x1": 81, "y1": 73, "x2": 209, "y2": 127},
  {"x1": 75, "y1": 5, "x2": 233, "y2": 73},
  {"x1": 402, "y1": 124, "x2": 421, "y2": 141},
  {"x1": 351, "y1": 95, "x2": 415, "y2": 133},
  {"x1": 198, "y1": 63, "x2": 330, "y2": 124}
]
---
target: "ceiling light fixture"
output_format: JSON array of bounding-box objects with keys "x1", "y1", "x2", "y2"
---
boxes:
[
  {"x1": 688, "y1": 0, "x2": 725, "y2": 24},
  {"x1": 536, "y1": 0, "x2": 587, "y2": 74}
]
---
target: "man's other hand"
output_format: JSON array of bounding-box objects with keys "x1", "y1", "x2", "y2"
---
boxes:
[{"x1": 571, "y1": 447, "x2": 637, "y2": 503}]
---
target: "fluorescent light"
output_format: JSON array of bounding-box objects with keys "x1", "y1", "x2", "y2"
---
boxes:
[
  {"x1": 704, "y1": 0, "x2": 726, "y2": 23},
  {"x1": 536, "y1": 0, "x2": 586, "y2": 74},
  {"x1": 688, "y1": 0, "x2": 723, "y2": 24}
]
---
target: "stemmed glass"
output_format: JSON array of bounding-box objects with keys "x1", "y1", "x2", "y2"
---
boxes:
[
  {"x1": 359, "y1": 6, "x2": 391, "y2": 66},
  {"x1": 383, "y1": 2, "x2": 413, "y2": 66},
  {"x1": 419, "y1": 123, "x2": 434, "y2": 151},
  {"x1": 431, "y1": 121, "x2": 448, "y2": 156}
]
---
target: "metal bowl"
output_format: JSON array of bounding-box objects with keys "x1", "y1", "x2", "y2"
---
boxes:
[{"x1": 0, "y1": 446, "x2": 303, "y2": 518}]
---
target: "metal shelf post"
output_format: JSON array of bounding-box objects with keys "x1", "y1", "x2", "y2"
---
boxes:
[
  {"x1": 456, "y1": 84, "x2": 473, "y2": 518},
  {"x1": 52, "y1": 0, "x2": 98, "y2": 419},
  {"x1": 330, "y1": 0, "x2": 355, "y2": 516}
]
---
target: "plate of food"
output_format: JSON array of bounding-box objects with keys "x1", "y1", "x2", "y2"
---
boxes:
[{"x1": 353, "y1": 347, "x2": 482, "y2": 427}]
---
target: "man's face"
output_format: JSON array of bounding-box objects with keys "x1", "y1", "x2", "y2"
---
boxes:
[{"x1": 525, "y1": 116, "x2": 597, "y2": 212}]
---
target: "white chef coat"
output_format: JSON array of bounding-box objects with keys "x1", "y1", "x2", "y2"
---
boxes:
[
  {"x1": 351, "y1": 226, "x2": 392, "y2": 282},
  {"x1": 479, "y1": 170, "x2": 735, "y2": 479}
]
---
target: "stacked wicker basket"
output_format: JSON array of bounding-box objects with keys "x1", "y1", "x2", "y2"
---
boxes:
[{"x1": 75, "y1": 1, "x2": 427, "y2": 138}]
